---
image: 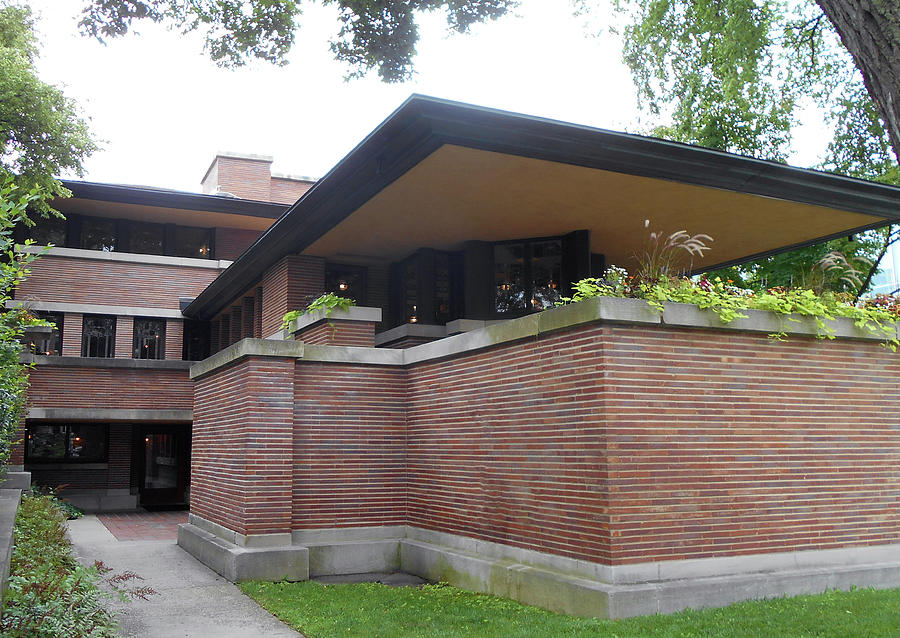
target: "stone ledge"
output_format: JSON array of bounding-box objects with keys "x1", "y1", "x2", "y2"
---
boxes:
[
  {"x1": 191, "y1": 297, "x2": 900, "y2": 378},
  {"x1": 27, "y1": 408, "x2": 192, "y2": 422},
  {"x1": 288, "y1": 306, "x2": 382, "y2": 336},
  {"x1": 0, "y1": 471, "x2": 30, "y2": 491},
  {"x1": 177, "y1": 523, "x2": 308, "y2": 582},
  {"x1": 179, "y1": 519, "x2": 900, "y2": 619},
  {"x1": 5, "y1": 299, "x2": 185, "y2": 319},
  {"x1": 24, "y1": 355, "x2": 192, "y2": 370},
  {"x1": 15, "y1": 245, "x2": 233, "y2": 270},
  {"x1": 0, "y1": 489, "x2": 21, "y2": 605}
]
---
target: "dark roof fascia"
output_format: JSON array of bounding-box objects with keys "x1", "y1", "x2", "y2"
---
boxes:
[
  {"x1": 184, "y1": 94, "x2": 900, "y2": 320},
  {"x1": 61, "y1": 180, "x2": 289, "y2": 219}
]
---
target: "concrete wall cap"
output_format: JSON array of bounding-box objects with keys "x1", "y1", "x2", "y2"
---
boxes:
[
  {"x1": 15, "y1": 245, "x2": 232, "y2": 270},
  {"x1": 288, "y1": 306, "x2": 382, "y2": 335}
]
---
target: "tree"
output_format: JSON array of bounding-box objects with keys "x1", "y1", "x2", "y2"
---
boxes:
[
  {"x1": 78, "y1": 0, "x2": 515, "y2": 82},
  {"x1": 0, "y1": 2, "x2": 96, "y2": 468},
  {"x1": 1, "y1": 3, "x2": 96, "y2": 207}
]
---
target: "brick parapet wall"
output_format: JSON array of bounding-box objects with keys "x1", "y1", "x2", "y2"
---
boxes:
[
  {"x1": 294, "y1": 320, "x2": 375, "y2": 347},
  {"x1": 18, "y1": 255, "x2": 223, "y2": 310},
  {"x1": 189, "y1": 310, "x2": 900, "y2": 567},
  {"x1": 192, "y1": 357, "x2": 295, "y2": 535}
]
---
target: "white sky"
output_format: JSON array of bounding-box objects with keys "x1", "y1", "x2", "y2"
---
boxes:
[{"x1": 29, "y1": 1, "x2": 827, "y2": 192}]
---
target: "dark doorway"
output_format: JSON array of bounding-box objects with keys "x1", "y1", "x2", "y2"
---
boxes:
[{"x1": 137, "y1": 424, "x2": 190, "y2": 509}]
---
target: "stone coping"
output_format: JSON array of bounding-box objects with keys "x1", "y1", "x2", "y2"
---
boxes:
[
  {"x1": 27, "y1": 408, "x2": 192, "y2": 422},
  {"x1": 15, "y1": 245, "x2": 233, "y2": 270},
  {"x1": 288, "y1": 306, "x2": 382, "y2": 336},
  {"x1": 5, "y1": 299, "x2": 185, "y2": 319},
  {"x1": 374, "y1": 323, "x2": 446, "y2": 346},
  {"x1": 191, "y1": 297, "x2": 900, "y2": 379},
  {"x1": 23, "y1": 355, "x2": 193, "y2": 370}
]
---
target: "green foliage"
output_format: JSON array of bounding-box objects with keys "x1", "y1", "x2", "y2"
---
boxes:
[
  {"x1": 241, "y1": 579, "x2": 900, "y2": 638},
  {"x1": 281, "y1": 292, "x2": 356, "y2": 330},
  {"x1": 0, "y1": 180, "x2": 49, "y2": 469},
  {"x1": 0, "y1": 494, "x2": 117, "y2": 637},
  {"x1": 31, "y1": 484, "x2": 85, "y2": 519},
  {"x1": 561, "y1": 267, "x2": 900, "y2": 348},
  {"x1": 0, "y1": 3, "x2": 96, "y2": 208},
  {"x1": 78, "y1": 0, "x2": 515, "y2": 81}
]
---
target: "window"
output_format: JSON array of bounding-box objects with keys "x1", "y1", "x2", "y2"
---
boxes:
[
  {"x1": 81, "y1": 217, "x2": 117, "y2": 252},
  {"x1": 28, "y1": 215, "x2": 67, "y2": 246},
  {"x1": 174, "y1": 226, "x2": 212, "y2": 259},
  {"x1": 182, "y1": 320, "x2": 211, "y2": 361},
  {"x1": 30, "y1": 311, "x2": 63, "y2": 356},
  {"x1": 26, "y1": 424, "x2": 108, "y2": 462},
  {"x1": 133, "y1": 318, "x2": 165, "y2": 359},
  {"x1": 494, "y1": 238, "x2": 562, "y2": 315},
  {"x1": 325, "y1": 264, "x2": 366, "y2": 305},
  {"x1": 82, "y1": 315, "x2": 116, "y2": 357},
  {"x1": 129, "y1": 222, "x2": 165, "y2": 255}
]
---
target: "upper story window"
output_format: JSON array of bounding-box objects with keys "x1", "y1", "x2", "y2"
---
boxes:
[
  {"x1": 20, "y1": 215, "x2": 215, "y2": 259},
  {"x1": 133, "y1": 318, "x2": 165, "y2": 359},
  {"x1": 182, "y1": 320, "x2": 211, "y2": 361},
  {"x1": 81, "y1": 217, "x2": 117, "y2": 252},
  {"x1": 29, "y1": 311, "x2": 63, "y2": 356},
  {"x1": 82, "y1": 314, "x2": 116, "y2": 358},
  {"x1": 129, "y1": 222, "x2": 165, "y2": 255},
  {"x1": 494, "y1": 238, "x2": 562, "y2": 315},
  {"x1": 174, "y1": 226, "x2": 212, "y2": 259}
]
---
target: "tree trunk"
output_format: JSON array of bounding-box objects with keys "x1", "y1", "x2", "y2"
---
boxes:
[{"x1": 816, "y1": 0, "x2": 900, "y2": 163}]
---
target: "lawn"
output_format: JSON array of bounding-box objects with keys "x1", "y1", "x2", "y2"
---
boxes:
[{"x1": 239, "y1": 580, "x2": 900, "y2": 638}]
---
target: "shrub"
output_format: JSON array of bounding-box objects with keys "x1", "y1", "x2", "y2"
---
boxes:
[{"x1": 0, "y1": 494, "x2": 117, "y2": 637}]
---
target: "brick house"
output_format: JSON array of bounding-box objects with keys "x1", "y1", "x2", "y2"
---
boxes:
[{"x1": 10, "y1": 95, "x2": 900, "y2": 616}]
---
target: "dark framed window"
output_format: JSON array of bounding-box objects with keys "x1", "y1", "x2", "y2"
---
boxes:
[
  {"x1": 129, "y1": 222, "x2": 165, "y2": 255},
  {"x1": 27, "y1": 215, "x2": 67, "y2": 246},
  {"x1": 182, "y1": 320, "x2": 211, "y2": 361},
  {"x1": 174, "y1": 226, "x2": 212, "y2": 259},
  {"x1": 325, "y1": 264, "x2": 367, "y2": 305},
  {"x1": 81, "y1": 217, "x2": 117, "y2": 252},
  {"x1": 30, "y1": 311, "x2": 63, "y2": 356},
  {"x1": 26, "y1": 424, "x2": 108, "y2": 462},
  {"x1": 82, "y1": 315, "x2": 116, "y2": 358},
  {"x1": 494, "y1": 238, "x2": 562, "y2": 315},
  {"x1": 133, "y1": 318, "x2": 165, "y2": 359}
]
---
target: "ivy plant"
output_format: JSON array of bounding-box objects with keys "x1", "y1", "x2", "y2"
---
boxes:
[{"x1": 280, "y1": 293, "x2": 356, "y2": 331}]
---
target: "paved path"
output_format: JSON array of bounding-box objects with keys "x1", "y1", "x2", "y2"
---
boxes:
[
  {"x1": 98, "y1": 510, "x2": 188, "y2": 540},
  {"x1": 68, "y1": 514, "x2": 302, "y2": 638}
]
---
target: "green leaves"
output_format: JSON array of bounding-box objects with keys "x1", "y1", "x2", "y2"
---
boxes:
[{"x1": 281, "y1": 292, "x2": 356, "y2": 330}]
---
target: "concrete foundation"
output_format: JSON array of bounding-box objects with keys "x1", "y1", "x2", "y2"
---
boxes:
[
  {"x1": 62, "y1": 489, "x2": 139, "y2": 513},
  {"x1": 178, "y1": 516, "x2": 900, "y2": 618}
]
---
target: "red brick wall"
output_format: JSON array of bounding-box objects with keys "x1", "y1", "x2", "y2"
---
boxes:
[
  {"x1": 215, "y1": 228, "x2": 264, "y2": 261},
  {"x1": 293, "y1": 363, "x2": 406, "y2": 529},
  {"x1": 165, "y1": 319, "x2": 183, "y2": 360},
  {"x1": 18, "y1": 255, "x2": 223, "y2": 309},
  {"x1": 28, "y1": 366, "x2": 192, "y2": 411},
  {"x1": 601, "y1": 325, "x2": 900, "y2": 564},
  {"x1": 258, "y1": 255, "x2": 325, "y2": 339},
  {"x1": 295, "y1": 320, "x2": 375, "y2": 347},
  {"x1": 192, "y1": 320, "x2": 900, "y2": 567},
  {"x1": 269, "y1": 177, "x2": 313, "y2": 205},
  {"x1": 407, "y1": 326, "x2": 609, "y2": 562},
  {"x1": 192, "y1": 357, "x2": 295, "y2": 536},
  {"x1": 114, "y1": 316, "x2": 134, "y2": 359},
  {"x1": 206, "y1": 156, "x2": 273, "y2": 201},
  {"x1": 62, "y1": 312, "x2": 83, "y2": 357}
]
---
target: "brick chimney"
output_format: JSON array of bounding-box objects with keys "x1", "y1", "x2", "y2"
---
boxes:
[{"x1": 201, "y1": 152, "x2": 315, "y2": 204}]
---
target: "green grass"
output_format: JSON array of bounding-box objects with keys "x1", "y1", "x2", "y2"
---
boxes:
[{"x1": 239, "y1": 580, "x2": 900, "y2": 638}]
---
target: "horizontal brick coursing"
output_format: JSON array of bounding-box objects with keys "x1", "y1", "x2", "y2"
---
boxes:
[
  {"x1": 257, "y1": 255, "x2": 325, "y2": 341},
  {"x1": 27, "y1": 366, "x2": 192, "y2": 411},
  {"x1": 215, "y1": 228, "x2": 262, "y2": 261},
  {"x1": 293, "y1": 363, "x2": 407, "y2": 529},
  {"x1": 295, "y1": 321, "x2": 375, "y2": 347},
  {"x1": 18, "y1": 256, "x2": 223, "y2": 309},
  {"x1": 192, "y1": 357, "x2": 295, "y2": 536},
  {"x1": 190, "y1": 321, "x2": 900, "y2": 568}
]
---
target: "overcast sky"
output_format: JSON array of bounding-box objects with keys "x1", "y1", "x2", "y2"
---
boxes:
[{"x1": 29, "y1": 1, "x2": 827, "y2": 193}]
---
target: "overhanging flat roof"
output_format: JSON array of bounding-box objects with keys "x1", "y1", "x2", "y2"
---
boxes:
[{"x1": 185, "y1": 95, "x2": 900, "y2": 319}]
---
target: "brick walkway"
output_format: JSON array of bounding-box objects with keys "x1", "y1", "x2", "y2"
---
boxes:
[{"x1": 97, "y1": 510, "x2": 188, "y2": 541}]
